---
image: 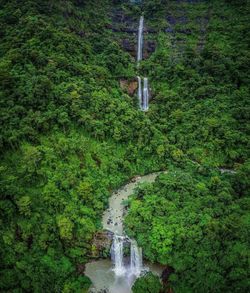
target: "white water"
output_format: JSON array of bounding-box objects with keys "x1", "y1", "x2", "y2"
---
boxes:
[
  {"x1": 137, "y1": 76, "x2": 149, "y2": 111},
  {"x1": 137, "y1": 16, "x2": 144, "y2": 62},
  {"x1": 142, "y1": 77, "x2": 149, "y2": 111},
  {"x1": 137, "y1": 76, "x2": 142, "y2": 109},
  {"x1": 111, "y1": 235, "x2": 143, "y2": 279},
  {"x1": 130, "y1": 240, "x2": 143, "y2": 277},
  {"x1": 137, "y1": 16, "x2": 150, "y2": 111},
  {"x1": 111, "y1": 235, "x2": 126, "y2": 276},
  {"x1": 86, "y1": 173, "x2": 164, "y2": 292}
]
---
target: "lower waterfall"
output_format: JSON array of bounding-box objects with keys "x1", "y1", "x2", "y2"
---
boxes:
[
  {"x1": 86, "y1": 173, "x2": 164, "y2": 292},
  {"x1": 111, "y1": 235, "x2": 126, "y2": 276},
  {"x1": 130, "y1": 239, "x2": 143, "y2": 277},
  {"x1": 111, "y1": 235, "x2": 143, "y2": 278},
  {"x1": 137, "y1": 76, "x2": 149, "y2": 111}
]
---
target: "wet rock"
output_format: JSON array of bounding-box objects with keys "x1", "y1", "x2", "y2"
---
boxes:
[
  {"x1": 107, "y1": 218, "x2": 113, "y2": 225},
  {"x1": 98, "y1": 288, "x2": 109, "y2": 293},
  {"x1": 92, "y1": 231, "x2": 113, "y2": 258}
]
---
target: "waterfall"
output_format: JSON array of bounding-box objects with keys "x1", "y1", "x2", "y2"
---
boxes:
[
  {"x1": 137, "y1": 16, "x2": 150, "y2": 110},
  {"x1": 138, "y1": 76, "x2": 149, "y2": 111},
  {"x1": 143, "y1": 77, "x2": 149, "y2": 111},
  {"x1": 137, "y1": 16, "x2": 144, "y2": 63},
  {"x1": 137, "y1": 76, "x2": 142, "y2": 109},
  {"x1": 130, "y1": 240, "x2": 143, "y2": 276},
  {"x1": 111, "y1": 235, "x2": 143, "y2": 278},
  {"x1": 108, "y1": 14, "x2": 147, "y2": 279},
  {"x1": 111, "y1": 235, "x2": 126, "y2": 276}
]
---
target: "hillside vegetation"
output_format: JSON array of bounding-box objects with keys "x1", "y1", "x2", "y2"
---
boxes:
[{"x1": 0, "y1": 0, "x2": 249, "y2": 292}]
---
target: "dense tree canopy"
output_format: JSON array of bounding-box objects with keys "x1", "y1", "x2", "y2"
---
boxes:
[
  {"x1": 132, "y1": 272, "x2": 163, "y2": 293},
  {"x1": 125, "y1": 163, "x2": 250, "y2": 292},
  {"x1": 0, "y1": 0, "x2": 249, "y2": 292}
]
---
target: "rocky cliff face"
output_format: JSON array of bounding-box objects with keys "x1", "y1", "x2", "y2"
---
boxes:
[
  {"x1": 120, "y1": 78, "x2": 138, "y2": 95},
  {"x1": 109, "y1": 8, "x2": 157, "y2": 59},
  {"x1": 91, "y1": 231, "x2": 113, "y2": 258}
]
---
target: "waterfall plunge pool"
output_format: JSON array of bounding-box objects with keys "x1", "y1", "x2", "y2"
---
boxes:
[
  {"x1": 85, "y1": 172, "x2": 166, "y2": 292},
  {"x1": 85, "y1": 259, "x2": 164, "y2": 293}
]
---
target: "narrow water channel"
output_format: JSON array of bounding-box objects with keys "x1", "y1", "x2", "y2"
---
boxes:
[{"x1": 85, "y1": 173, "x2": 165, "y2": 292}]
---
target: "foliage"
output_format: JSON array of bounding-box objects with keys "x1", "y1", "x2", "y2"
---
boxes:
[
  {"x1": 132, "y1": 272, "x2": 163, "y2": 293},
  {"x1": 125, "y1": 164, "x2": 250, "y2": 292},
  {"x1": 0, "y1": 0, "x2": 249, "y2": 291}
]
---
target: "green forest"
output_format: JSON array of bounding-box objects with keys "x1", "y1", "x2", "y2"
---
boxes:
[{"x1": 0, "y1": 0, "x2": 249, "y2": 292}]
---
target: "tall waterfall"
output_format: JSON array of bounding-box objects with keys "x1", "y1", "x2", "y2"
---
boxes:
[
  {"x1": 111, "y1": 235, "x2": 126, "y2": 276},
  {"x1": 106, "y1": 13, "x2": 149, "y2": 283},
  {"x1": 137, "y1": 16, "x2": 144, "y2": 63},
  {"x1": 137, "y1": 16, "x2": 150, "y2": 110}
]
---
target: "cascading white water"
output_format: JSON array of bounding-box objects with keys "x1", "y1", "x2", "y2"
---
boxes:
[
  {"x1": 101, "y1": 13, "x2": 150, "y2": 286},
  {"x1": 137, "y1": 76, "x2": 142, "y2": 109},
  {"x1": 111, "y1": 235, "x2": 143, "y2": 278},
  {"x1": 86, "y1": 173, "x2": 164, "y2": 291},
  {"x1": 130, "y1": 240, "x2": 143, "y2": 276},
  {"x1": 137, "y1": 76, "x2": 149, "y2": 111},
  {"x1": 111, "y1": 235, "x2": 126, "y2": 276},
  {"x1": 137, "y1": 16, "x2": 144, "y2": 63},
  {"x1": 143, "y1": 77, "x2": 149, "y2": 111},
  {"x1": 137, "y1": 16, "x2": 150, "y2": 111}
]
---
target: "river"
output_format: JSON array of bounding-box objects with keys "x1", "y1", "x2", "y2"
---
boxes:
[{"x1": 85, "y1": 173, "x2": 165, "y2": 292}]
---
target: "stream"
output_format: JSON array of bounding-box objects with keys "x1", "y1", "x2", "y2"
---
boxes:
[
  {"x1": 85, "y1": 173, "x2": 165, "y2": 293},
  {"x1": 85, "y1": 9, "x2": 237, "y2": 292}
]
